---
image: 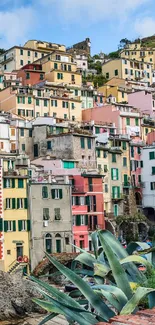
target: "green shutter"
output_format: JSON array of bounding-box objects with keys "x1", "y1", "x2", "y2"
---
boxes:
[
  {"x1": 18, "y1": 220, "x2": 22, "y2": 231},
  {"x1": 150, "y1": 152, "x2": 155, "y2": 160},
  {"x1": 124, "y1": 174, "x2": 128, "y2": 185},
  {"x1": 116, "y1": 169, "x2": 119, "y2": 180},
  {"x1": 23, "y1": 97, "x2": 25, "y2": 104},
  {"x1": 0, "y1": 218, "x2": 3, "y2": 231},
  {"x1": 13, "y1": 221, "x2": 16, "y2": 231},
  {"x1": 86, "y1": 196, "x2": 89, "y2": 205},
  {"x1": 85, "y1": 215, "x2": 88, "y2": 225},
  {"x1": 3, "y1": 179, "x2": 6, "y2": 188},
  {"x1": 111, "y1": 168, "x2": 114, "y2": 180},
  {"x1": 76, "y1": 215, "x2": 81, "y2": 226},
  {"x1": 122, "y1": 142, "x2": 126, "y2": 150},
  {"x1": 80, "y1": 137, "x2": 85, "y2": 149},
  {"x1": 76, "y1": 196, "x2": 79, "y2": 205},
  {"x1": 12, "y1": 179, "x2": 15, "y2": 188},
  {"x1": 17, "y1": 97, "x2": 20, "y2": 104},
  {"x1": 27, "y1": 220, "x2": 31, "y2": 231},
  {"x1": 59, "y1": 189, "x2": 63, "y2": 199},
  {"x1": 118, "y1": 187, "x2": 120, "y2": 198},
  {"x1": 24, "y1": 198, "x2": 28, "y2": 209},
  {"x1": 18, "y1": 179, "x2": 24, "y2": 188},
  {"x1": 112, "y1": 187, "x2": 115, "y2": 199},
  {"x1": 12, "y1": 198, "x2": 16, "y2": 209},
  {"x1": 51, "y1": 189, "x2": 55, "y2": 199},
  {"x1": 17, "y1": 198, "x2": 20, "y2": 209},
  {"x1": 4, "y1": 221, "x2": 8, "y2": 232},
  {"x1": 151, "y1": 182, "x2": 153, "y2": 190}
]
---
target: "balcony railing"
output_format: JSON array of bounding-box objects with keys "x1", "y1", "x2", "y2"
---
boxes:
[
  {"x1": 123, "y1": 182, "x2": 131, "y2": 188},
  {"x1": 132, "y1": 182, "x2": 145, "y2": 188}
]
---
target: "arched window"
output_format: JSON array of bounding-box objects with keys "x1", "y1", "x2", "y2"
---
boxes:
[
  {"x1": 42, "y1": 186, "x2": 48, "y2": 199},
  {"x1": 55, "y1": 233, "x2": 61, "y2": 253},
  {"x1": 45, "y1": 233, "x2": 52, "y2": 253}
]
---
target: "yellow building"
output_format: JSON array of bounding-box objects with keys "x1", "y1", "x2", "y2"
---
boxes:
[
  {"x1": 0, "y1": 84, "x2": 82, "y2": 122},
  {"x1": 120, "y1": 45, "x2": 155, "y2": 68},
  {"x1": 35, "y1": 51, "x2": 82, "y2": 86},
  {"x1": 0, "y1": 157, "x2": 30, "y2": 272},
  {"x1": 24, "y1": 40, "x2": 66, "y2": 53},
  {"x1": 98, "y1": 83, "x2": 128, "y2": 103},
  {"x1": 102, "y1": 58, "x2": 152, "y2": 85}
]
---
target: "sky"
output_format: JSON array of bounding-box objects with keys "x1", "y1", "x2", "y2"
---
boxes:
[{"x1": 0, "y1": 0, "x2": 155, "y2": 55}]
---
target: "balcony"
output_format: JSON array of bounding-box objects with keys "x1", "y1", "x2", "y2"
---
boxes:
[
  {"x1": 132, "y1": 182, "x2": 145, "y2": 188},
  {"x1": 0, "y1": 53, "x2": 14, "y2": 64},
  {"x1": 88, "y1": 224, "x2": 103, "y2": 231}
]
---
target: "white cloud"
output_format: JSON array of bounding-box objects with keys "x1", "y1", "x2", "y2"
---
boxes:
[
  {"x1": 134, "y1": 17, "x2": 155, "y2": 37},
  {"x1": 0, "y1": 6, "x2": 36, "y2": 49},
  {"x1": 39, "y1": 0, "x2": 150, "y2": 22}
]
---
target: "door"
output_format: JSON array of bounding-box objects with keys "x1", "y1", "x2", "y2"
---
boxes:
[
  {"x1": 114, "y1": 204, "x2": 118, "y2": 217},
  {"x1": 34, "y1": 144, "x2": 38, "y2": 157},
  {"x1": 16, "y1": 244, "x2": 23, "y2": 259},
  {"x1": 56, "y1": 239, "x2": 61, "y2": 253},
  {"x1": 80, "y1": 240, "x2": 84, "y2": 249},
  {"x1": 89, "y1": 215, "x2": 93, "y2": 230},
  {"x1": 93, "y1": 216, "x2": 98, "y2": 230}
]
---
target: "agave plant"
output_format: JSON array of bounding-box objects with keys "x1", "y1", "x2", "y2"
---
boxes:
[{"x1": 31, "y1": 230, "x2": 155, "y2": 325}]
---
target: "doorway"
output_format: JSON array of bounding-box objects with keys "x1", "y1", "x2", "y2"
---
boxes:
[
  {"x1": 56, "y1": 240, "x2": 61, "y2": 253},
  {"x1": 16, "y1": 243, "x2": 23, "y2": 259}
]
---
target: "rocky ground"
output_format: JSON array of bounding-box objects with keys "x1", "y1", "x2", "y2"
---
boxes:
[
  {"x1": 0, "y1": 314, "x2": 68, "y2": 325},
  {"x1": 0, "y1": 271, "x2": 45, "y2": 321}
]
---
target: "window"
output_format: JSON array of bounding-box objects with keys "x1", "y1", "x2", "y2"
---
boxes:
[
  {"x1": 29, "y1": 129, "x2": 32, "y2": 137},
  {"x1": 112, "y1": 153, "x2": 116, "y2": 163},
  {"x1": 152, "y1": 167, "x2": 155, "y2": 175},
  {"x1": 18, "y1": 179, "x2": 24, "y2": 188},
  {"x1": 135, "y1": 117, "x2": 139, "y2": 126},
  {"x1": 106, "y1": 72, "x2": 109, "y2": 79},
  {"x1": 42, "y1": 186, "x2": 48, "y2": 199},
  {"x1": 62, "y1": 101, "x2": 69, "y2": 108},
  {"x1": 145, "y1": 128, "x2": 148, "y2": 135},
  {"x1": 87, "y1": 138, "x2": 91, "y2": 149},
  {"x1": 44, "y1": 99, "x2": 48, "y2": 107},
  {"x1": 126, "y1": 117, "x2": 130, "y2": 126},
  {"x1": 72, "y1": 116, "x2": 75, "y2": 121},
  {"x1": 55, "y1": 208, "x2": 61, "y2": 220},
  {"x1": 4, "y1": 64, "x2": 7, "y2": 70},
  {"x1": 57, "y1": 73, "x2": 63, "y2": 80},
  {"x1": 56, "y1": 55, "x2": 61, "y2": 60},
  {"x1": 141, "y1": 160, "x2": 143, "y2": 168},
  {"x1": 125, "y1": 68, "x2": 128, "y2": 74},
  {"x1": 111, "y1": 168, "x2": 119, "y2": 180},
  {"x1": 17, "y1": 198, "x2": 25, "y2": 209},
  {"x1": 147, "y1": 73, "x2": 150, "y2": 78},
  {"x1": 4, "y1": 220, "x2": 15, "y2": 232},
  {"x1": 6, "y1": 198, "x2": 11, "y2": 209},
  {"x1": 112, "y1": 186, "x2": 120, "y2": 199},
  {"x1": 103, "y1": 151, "x2": 107, "y2": 158},
  {"x1": 64, "y1": 114, "x2": 67, "y2": 119},
  {"x1": 47, "y1": 141, "x2": 51, "y2": 150},
  {"x1": 7, "y1": 250, "x2": 11, "y2": 255},
  {"x1": 75, "y1": 89, "x2": 78, "y2": 96},
  {"x1": 22, "y1": 144, "x2": 25, "y2": 151},
  {"x1": 137, "y1": 147, "x2": 141, "y2": 154},
  {"x1": 28, "y1": 97, "x2": 32, "y2": 104},
  {"x1": 4, "y1": 179, "x2": 15, "y2": 188},
  {"x1": 71, "y1": 75, "x2": 75, "y2": 82},
  {"x1": 114, "y1": 204, "x2": 118, "y2": 217},
  {"x1": 51, "y1": 189, "x2": 63, "y2": 199},
  {"x1": 51, "y1": 100, "x2": 57, "y2": 107},
  {"x1": 26, "y1": 72, "x2": 30, "y2": 79},
  {"x1": 123, "y1": 157, "x2": 127, "y2": 167},
  {"x1": 115, "y1": 69, "x2": 118, "y2": 76},
  {"x1": 79, "y1": 197, "x2": 85, "y2": 205},
  {"x1": 63, "y1": 161, "x2": 75, "y2": 169},
  {"x1": 35, "y1": 52, "x2": 38, "y2": 58},
  {"x1": 104, "y1": 165, "x2": 108, "y2": 172},
  {"x1": 95, "y1": 127, "x2": 100, "y2": 134},
  {"x1": 45, "y1": 233, "x2": 52, "y2": 253},
  {"x1": 149, "y1": 151, "x2": 155, "y2": 160},
  {"x1": 36, "y1": 99, "x2": 39, "y2": 106},
  {"x1": 88, "y1": 178, "x2": 93, "y2": 191},
  {"x1": 54, "y1": 63, "x2": 58, "y2": 69},
  {"x1": 151, "y1": 182, "x2": 155, "y2": 190},
  {"x1": 80, "y1": 137, "x2": 85, "y2": 149},
  {"x1": 20, "y1": 129, "x2": 24, "y2": 138},
  {"x1": 68, "y1": 65, "x2": 71, "y2": 71},
  {"x1": 138, "y1": 175, "x2": 141, "y2": 183},
  {"x1": 65, "y1": 237, "x2": 69, "y2": 245},
  {"x1": 97, "y1": 149, "x2": 100, "y2": 158},
  {"x1": 18, "y1": 220, "x2": 27, "y2": 231},
  {"x1": 131, "y1": 147, "x2": 134, "y2": 158},
  {"x1": 43, "y1": 208, "x2": 50, "y2": 220},
  {"x1": 122, "y1": 142, "x2": 126, "y2": 150},
  {"x1": 20, "y1": 49, "x2": 23, "y2": 55},
  {"x1": 28, "y1": 50, "x2": 30, "y2": 56},
  {"x1": 71, "y1": 103, "x2": 75, "y2": 109},
  {"x1": 20, "y1": 60, "x2": 23, "y2": 66},
  {"x1": 40, "y1": 73, "x2": 44, "y2": 80},
  {"x1": 150, "y1": 58, "x2": 153, "y2": 62},
  {"x1": 105, "y1": 184, "x2": 108, "y2": 193}
]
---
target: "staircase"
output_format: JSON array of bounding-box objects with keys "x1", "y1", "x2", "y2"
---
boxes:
[{"x1": 8, "y1": 260, "x2": 28, "y2": 274}]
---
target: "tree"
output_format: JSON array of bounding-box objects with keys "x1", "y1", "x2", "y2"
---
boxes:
[
  {"x1": 0, "y1": 48, "x2": 6, "y2": 55},
  {"x1": 108, "y1": 50, "x2": 120, "y2": 59},
  {"x1": 119, "y1": 38, "x2": 131, "y2": 49}
]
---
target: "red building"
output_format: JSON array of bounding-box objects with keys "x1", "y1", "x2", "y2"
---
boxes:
[
  {"x1": 71, "y1": 174, "x2": 105, "y2": 251},
  {"x1": 17, "y1": 63, "x2": 45, "y2": 86}
]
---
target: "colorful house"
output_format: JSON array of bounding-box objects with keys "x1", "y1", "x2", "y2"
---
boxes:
[
  {"x1": 71, "y1": 174, "x2": 104, "y2": 251},
  {"x1": 0, "y1": 156, "x2": 30, "y2": 272}
]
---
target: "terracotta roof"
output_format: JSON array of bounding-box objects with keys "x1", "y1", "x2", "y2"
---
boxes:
[{"x1": 98, "y1": 308, "x2": 155, "y2": 324}]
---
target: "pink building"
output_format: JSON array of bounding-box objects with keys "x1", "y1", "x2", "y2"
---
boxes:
[
  {"x1": 146, "y1": 130, "x2": 155, "y2": 145},
  {"x1": 130, "y1": 137, "x2": 144, "y2": 208},
  {"x1": 82, "y1": 103, "x2": 141, "y2": 137},
  {"x1": 71, "y1": 174, "x2": 104, "y2": 251},
  {"x1": 128, "y1": 91, "x2": 155, "y2": 116}
]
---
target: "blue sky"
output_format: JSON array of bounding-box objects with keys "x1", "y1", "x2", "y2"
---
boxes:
[{"x1": 0, "y1": 0, "x2": 155, "y2": 54}]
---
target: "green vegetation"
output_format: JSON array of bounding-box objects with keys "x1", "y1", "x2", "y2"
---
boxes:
[
  {"x1": 82, "y1": 73, "x2": 107, "y2": 87},
  {"x1": 0, "y1": 48, "x2": 6, "y2": 55},
  {"x1": 31, "y1": 230, "x2": 155, "y2": 325}
]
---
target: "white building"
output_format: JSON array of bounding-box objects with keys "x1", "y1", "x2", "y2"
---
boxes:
[
  {"x1": 74, "y1": 54, "x2": 88, "y2": 72},
  {"x1": 141, "y1": 146, "x2": 155, "y2": 221}
]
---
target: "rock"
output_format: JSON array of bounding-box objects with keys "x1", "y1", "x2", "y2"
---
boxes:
[{"x1": 0, "y1": 271, "x2": 45, "y2": 321}]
